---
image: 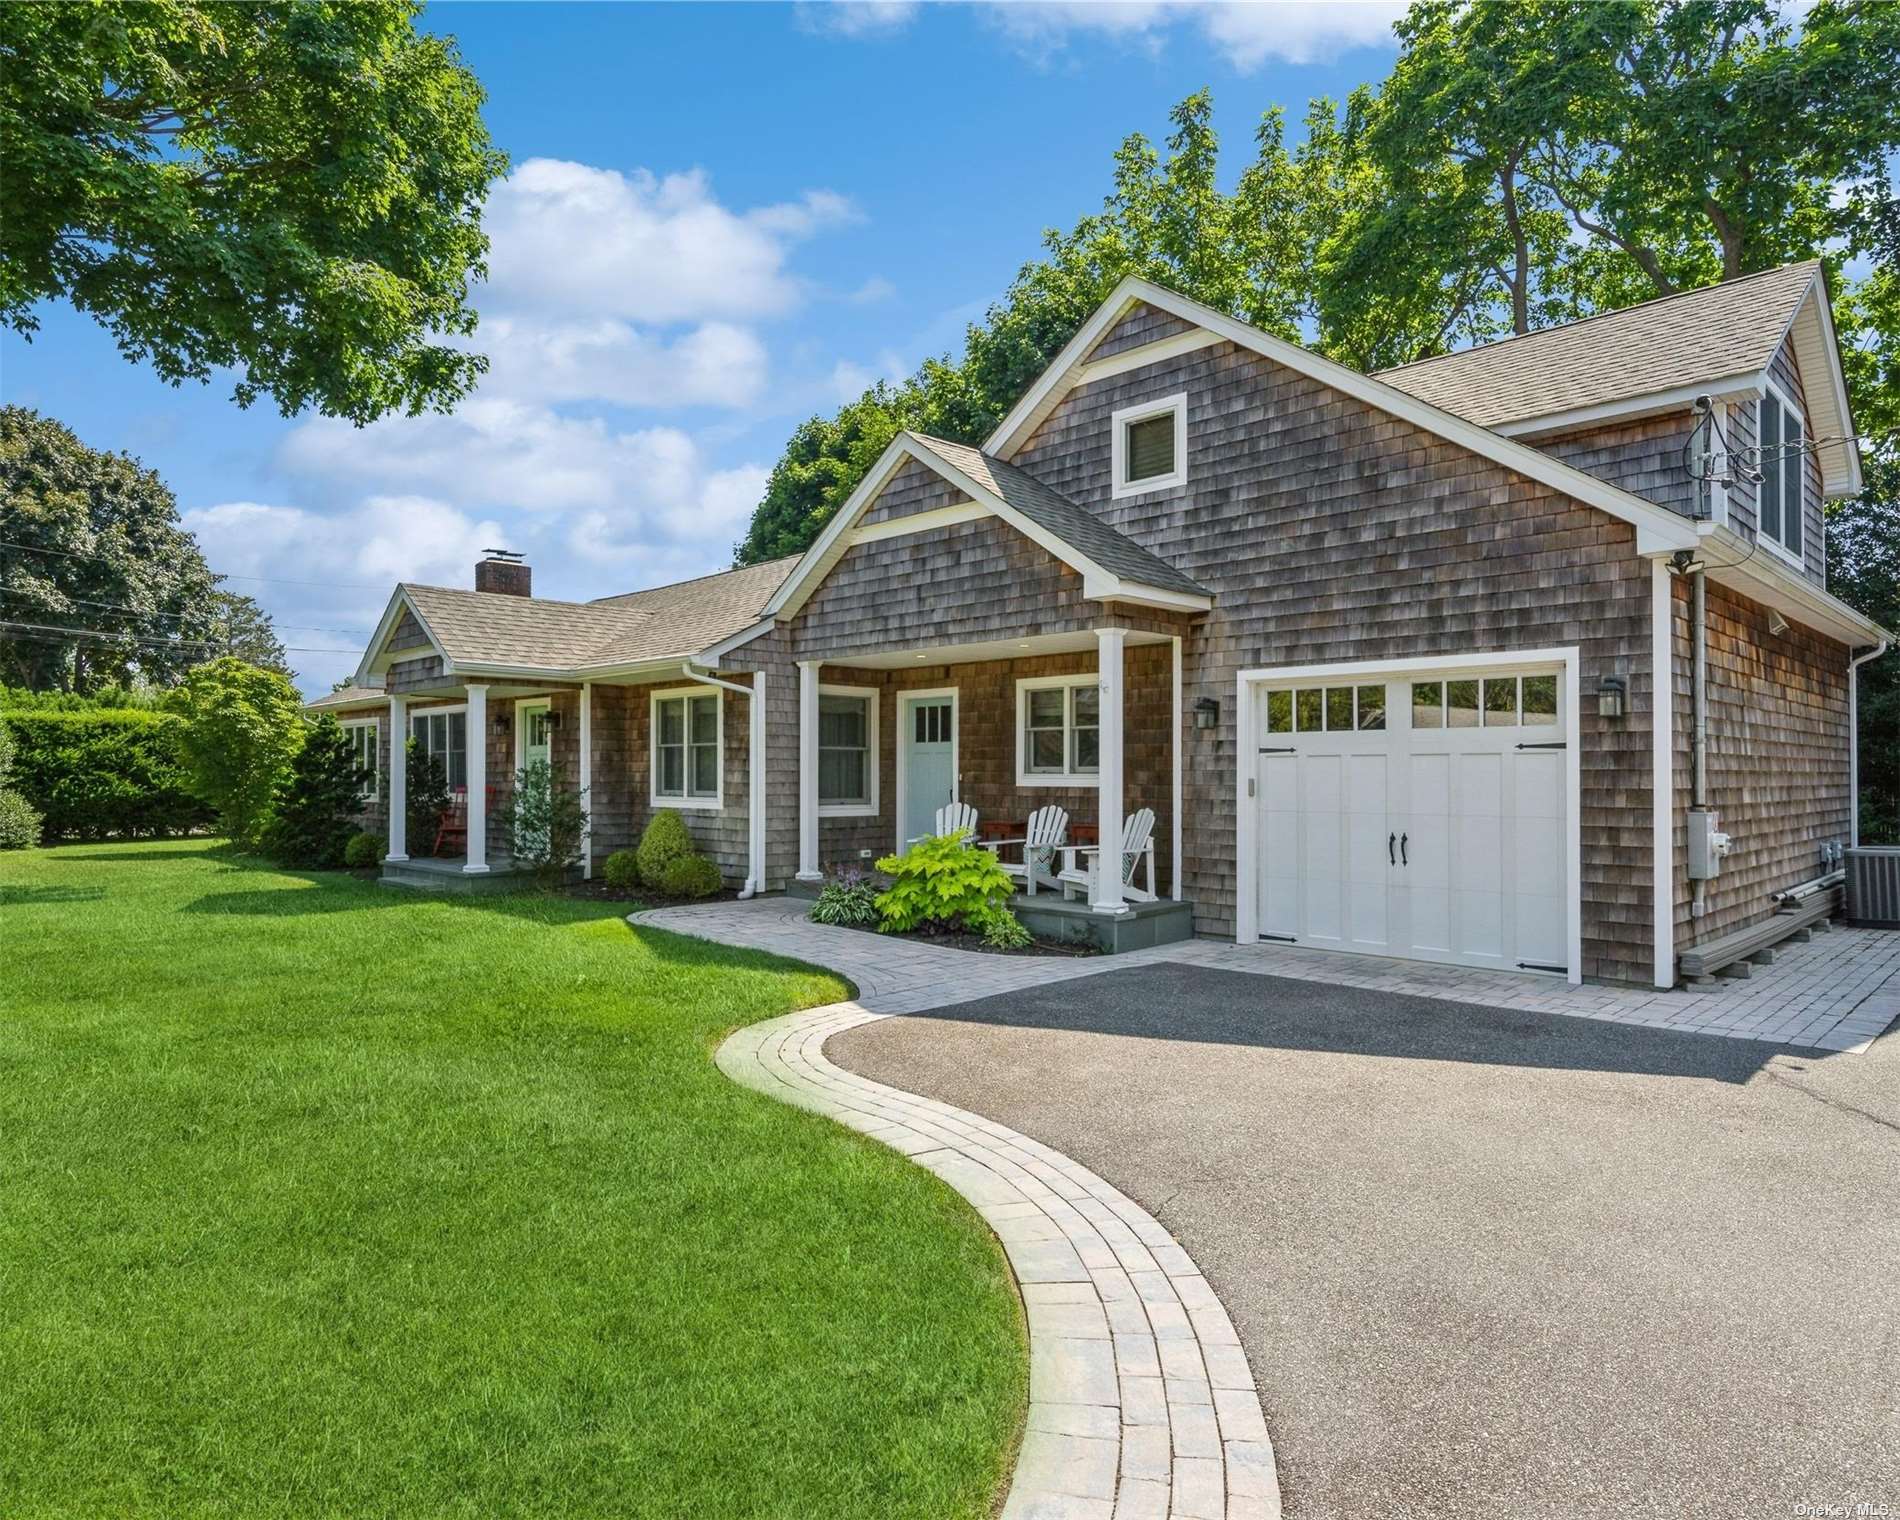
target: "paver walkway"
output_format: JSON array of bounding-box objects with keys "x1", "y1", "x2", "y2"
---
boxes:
[{"x1": 644, "y1": 897, "x2": 1900, "y2": 1053}]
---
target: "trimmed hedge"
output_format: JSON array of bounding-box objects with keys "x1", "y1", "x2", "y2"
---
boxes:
[{"x1": 0, "y1": 709, "x2": 213, "y2": 842}]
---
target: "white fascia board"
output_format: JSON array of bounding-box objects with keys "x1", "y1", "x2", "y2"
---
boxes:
[
  {"x1": 989, "y1": 275, "x2": 1700, "y2": 556},
  {"x1": 1492, "y1": 374, "x2": 1766, "y2": 440},
  {"x1": 1787, "y1": 281, "x2": 1864, "y2": 498},
  {"x1": 693, "y1": 617, "x2": 779, "y2": 664},
  {"x1": 1075, "y1": 327, "x2": 1224, "y2": 387},
  {"x1": 1694, "y1": 523, "x2": 1891, "y2": 645},
  {"x1": 356, "y1": 586, "x2": 448, "y2": 683},
  {"x1": 1079, "y1": 573, "x2": 1212, "y2": 612}
]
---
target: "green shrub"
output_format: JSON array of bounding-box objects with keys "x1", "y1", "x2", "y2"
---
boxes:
[
  {"x1": 873, "y1": 833, "x2": 1015, "y2": 934},
  {"x1": 660, "y1": 852, "x2": 722, "y2": 900},
  {"x1": 0, "y1": 789, "x2": 42, "y2": 850},
  {"x1": 636, "y1": 808, "x2": 694, "y2": 888},
  {"x1": 601, "y1": 848, "x2": 640, "y2": 888},
  {"x1": 498, "y1": 758, "x2": 588, "y2": 886},
  {"x1": 265, "y1": 715, "x2": 370, "y2": 868},
  {"x1": 395, "y1": 738, "x2": 451, "y2": 855},
  {"x1": 977, "y1": 907, "x2": 1033, "y2": 951},
  {"x1": 809, "y1": 869, "x2": 880, "y2": 927},
  {"x1": 165, "y1": 657, "x2": 306, "y2": 848},
  {"x1": 0, "y1": 709, "x2": 212, "y2": 841},
  {"x1": 343, "y1": 831, "x2": 386, "y2": 868}
]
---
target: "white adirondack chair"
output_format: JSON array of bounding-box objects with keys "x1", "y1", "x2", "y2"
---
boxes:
[
  {"x1": 984, "y1": 804, "x2": 1068, "y2": 897},
  {"x1": 1058, "y1": 807, "x2": 1158, "y2": 905},
  {"x1": 908, "y1": 800, "x2": 978, "y2": 846}
]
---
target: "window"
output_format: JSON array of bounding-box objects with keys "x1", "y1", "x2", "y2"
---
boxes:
[
  {"x1": 652, "y1": 689, "x2": 721, "y2": 808},
  {"x1": 1758, "y1": 387, "x2": 1806, "y2": 562},
  {"x1": 1111, "y1": 394, "x2": 1187, "y2": 498},
  {"x1": 1409, "y1": 674, "x2": 1559, "y2": 728},
  {"x1": 410, "y1": 709, "x2": 467, "y2": 789},
  {"x1": 818, "y1": 686, "x2": 878, "y2": 816},
  {"x1": 343, "y1": 719, "x2": 378, "y2": 801},
  {"x1": 1018, "y1": 676, "x2": 1100, "y2": 784},
  {"x1": 1265, "y1": 684, "x2": 1388, "y2": 733}
]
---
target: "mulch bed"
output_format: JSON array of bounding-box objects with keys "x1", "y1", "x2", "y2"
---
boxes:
[{"x1": 828, "y1": 918, "x2": 1101, "y2": 958}]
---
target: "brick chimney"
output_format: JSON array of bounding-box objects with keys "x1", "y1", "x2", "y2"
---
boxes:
[{"x1": 475, "y1": 550, "x2": 531, "y2": 597}]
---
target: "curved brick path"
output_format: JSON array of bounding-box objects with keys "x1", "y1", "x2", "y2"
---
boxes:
[{"x1": 634, "y1": 900, "x2": 1281, "y2": 1520}]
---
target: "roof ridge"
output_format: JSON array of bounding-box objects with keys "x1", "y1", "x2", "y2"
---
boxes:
[
  {"x1": 401, "y1": 582, "x2": 636, "y2": 613},
  {"x1": 1375, "y1": 260, "x2": 1820, "y2": 377}
]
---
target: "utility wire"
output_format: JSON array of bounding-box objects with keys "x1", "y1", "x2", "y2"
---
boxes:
[
  {"x1": 0, "y1": 539, "x2": 386, "y2": 592},
  {"x1": 0, "y1": 588, "x2": 368, "y2": 638},
  {"x1": 0, "y1": 620, "x2": 362, "y2": 656}
]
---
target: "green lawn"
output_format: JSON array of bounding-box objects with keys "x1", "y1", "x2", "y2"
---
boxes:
[{"x1": 0, "y1": 841, "x2": 1024, "y2": 1519}]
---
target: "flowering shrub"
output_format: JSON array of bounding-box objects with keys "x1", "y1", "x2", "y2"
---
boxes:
[{"x1": 872, "y1": 833, "x2": 1014, "y2": 935}]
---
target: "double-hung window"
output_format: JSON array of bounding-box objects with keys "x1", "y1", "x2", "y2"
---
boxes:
[
  {"x1": 343, "y1": 719, "x2": 379, "y2": 801},
  {"x1": 652, "y1": 689, "x2": 721, "y2": 808},
  {"x1": 1018, "y1": 676, "x2": 1100, "y2": 785},
  {"x1": 818, "y1": 686, "x2": 877, "y2": 816},
  {"x1": 1758, "y1": 387, "x2": 1806, "y2": 562},
  {"x1": 410, "y1": 709, "x2": 467, "y2": 789}
]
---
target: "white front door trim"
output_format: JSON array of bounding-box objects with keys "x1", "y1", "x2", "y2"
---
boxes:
[
  {"x1": 894, "y1": 687, "x2": 959, "y2": 857},
  {"x1": 1235, "y1": 646, "x2": 1582, "y2": 985}
]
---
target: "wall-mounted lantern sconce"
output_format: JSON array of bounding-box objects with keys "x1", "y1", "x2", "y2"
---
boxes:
[
  {"x1": 1597, "y1": 672, "x2": 1627, "y2": 720},
  {"x1": 545, "y1": 710, "x2": 563, "y2": 729},
  {"x1": 1193, "y1": 697, "x2": 1220, "y2": 731},
  {"x1": 492, "y1": 713, "x2": 511, "y2": 736}
]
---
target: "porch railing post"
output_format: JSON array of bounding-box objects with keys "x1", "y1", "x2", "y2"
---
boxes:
[
  {"x1": 463, "y1": 683, "x2": 489, "y2": 874},
  {"x1": 1093, "y1": 627, "x2": 1127, "y2": 915},
  {"x1": 797, "y1": 660, "x2": 822, "y2": 881},
  {"x1": 386, "y1": 694, "x2": 408, "y2": 862}
]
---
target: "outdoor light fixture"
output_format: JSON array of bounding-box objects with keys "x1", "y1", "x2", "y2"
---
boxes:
[
  {"x1": 1597, "y1": 672, "x2": 1627, "y2": 719},
  {"x1": 1194, "y1": 696, "x2": 1220, "y2": 730},
  {"x1": 492, "y1": 713, "x2": 510, "y2": 736}
]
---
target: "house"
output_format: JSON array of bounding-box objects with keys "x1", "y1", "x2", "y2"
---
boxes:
[{"x1": 310, "y1": 260, "x2": 1888, "y2": 988}]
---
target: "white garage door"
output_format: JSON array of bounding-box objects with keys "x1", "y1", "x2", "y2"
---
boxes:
[{"x1": 1254, "y1": 665, "x2": 1571, "y2": 975}]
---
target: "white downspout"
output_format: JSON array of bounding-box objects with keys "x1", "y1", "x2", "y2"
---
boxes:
[
  {"x1": 1849, "y1": 641, "x2": 1889, "y2": 849},
  {"x1": 683, "y1": 660, "x2": 764, "y2": 898}
]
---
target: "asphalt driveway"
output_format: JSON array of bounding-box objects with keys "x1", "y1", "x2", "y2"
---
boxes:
[{"x1": 828, "y1": 964, "x2": 1900, "y2": 1518}]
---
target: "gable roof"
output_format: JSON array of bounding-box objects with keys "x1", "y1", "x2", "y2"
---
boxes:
[
  {"x1": 355, "y1": 556, "x2": 799, "y2": 683},
  {"x1": 761, "y1": 430, "x2": 1213, "y2": 623},
  {"x1": 305, "y1": 682, "x2": 385, "y2": 714},
  {"x1": 983, "y1": 276, "x2": 1702, "y2": 558}
]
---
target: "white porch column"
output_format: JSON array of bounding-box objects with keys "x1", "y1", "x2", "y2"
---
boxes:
[
  {"x1": 463, "y1": 683, "x2": 488, "y2": 874},
  {"x1": 386, "y1": 694, "x2": 408, "y2": 861},
  {"x1": 579, "y1": 681, "x2": 594, "y2": 880},
  {"x1": 750, "y1": 670, "x2": 768, "y2": 892},
  {"x1": 1093, "y1": 627, "x2": 1127, "y2": 915},
  {"x1": 1171, "y1": 635, "x2": 1183, "y2": 904},
  {"x1": 797, "y1": 660, "x2": 822, "y2": 881}
]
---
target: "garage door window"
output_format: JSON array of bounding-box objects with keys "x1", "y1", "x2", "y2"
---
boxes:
[
  {"x1": 1413, "y1": 674, "x2": 1559, "y2": 729},
  {"x1": 1267, "y1": 683, "x2": 1387, "y2": 733}
]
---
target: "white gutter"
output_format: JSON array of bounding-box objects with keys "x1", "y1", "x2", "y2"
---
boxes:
[
  {"x1": 682, "y1": 660, "x2": 767, "y2": 898},
  {"x1": 1849, "y1": 641, "x2": 1890, "y2": 849}
]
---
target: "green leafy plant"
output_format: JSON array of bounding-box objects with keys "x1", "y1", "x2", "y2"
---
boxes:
[
  {"x1": 0, "y1": 708, "x2": 210, "y2": 840},
  {"x1": 659, "y1": 852, "x2": 722, "y2": 900},
  {"x1": 343, "y1": 831, "x2": 386, "y2": 869},
  {"x1": 976, "y1": 908, "x2": 1033, "y2": 951},
  {"x1": 265, "y1": 715, "x2": 370, "y2": 868},
  {"x1": 0, "y1": 788, "x2": 41, "y2": 849},
  {"x1": 396, "y1": 739, "x2": 451, "y2": 857},
  {"x1": 635, "y1": 808, "x2": 694, "y2": 889},
  {"x1": 872, "y1": 833, "x2": 1015, "y2": 935},
  {"x1": 601, "y1": 848, "x2": 640, "y2": 889},
  {"x1": 163, "y1": 658, "x2": 305, "y2": 849},
  {"x1": 497, "y1": 758, "x2": 588, "y2": 887},
  {"x1": 809, "y1": 867, "x2": 880, "y2": 928}
]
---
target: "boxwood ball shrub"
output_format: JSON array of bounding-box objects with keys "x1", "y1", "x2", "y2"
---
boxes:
[
  {"x1": 873, "y1": 833, "x2": 1015, "y2": 934},
  {"x1": 343, "y1": 831, "x2": 386, "y2": 868},
  {"x1": 601, "y1": 848, "x2": 640, "y2": 888},
  {"x1": 635, "y1": 808, "x2": 693, "y2": 888},
  {"x1": 0, "y1": 788, "x2": 42, "y2": 850},
  {"x1": 660, "y1": 852, "x2": 722, "y2": 900}
]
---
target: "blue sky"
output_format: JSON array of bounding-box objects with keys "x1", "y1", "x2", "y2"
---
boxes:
[{"x1": 2, "y1": 1, "x2": 1409, "y2": 694}]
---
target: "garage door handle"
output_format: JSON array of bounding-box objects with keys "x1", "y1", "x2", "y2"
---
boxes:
[
  {"x1": 1400, "y1": 832, "x2": 1408, "y2": 866},
  {"x1": 1388, "y1": 832, "x2": 1396, "y2": 865}
]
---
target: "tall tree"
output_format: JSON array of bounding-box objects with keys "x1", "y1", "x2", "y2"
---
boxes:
[
  {"x1": 0, "y1": 406, "x2": 220, "y2": 692},
  {"x1": 0, "y1": 1, "x2": 506, "y2": 423},
  {"x1": 209, "y1": 591, "x2": 290, "y2": 674},
  {"x1": 165, "y1": 656, "x2": 305, "y2": 848}
]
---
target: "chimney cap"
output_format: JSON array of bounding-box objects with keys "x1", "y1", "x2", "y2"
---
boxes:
[{"x1": 480, "y1": 548, "x2": 524, "y2": 562}]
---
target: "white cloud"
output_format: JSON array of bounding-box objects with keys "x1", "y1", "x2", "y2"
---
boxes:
[
  {"x1": 477, "y1": 317, "x2": 769, "y2": 409},
  {"x1": 846, "y1": 275, "x2": 898, "y2": 305},
  {"x1": 1197, "y1": 1, "x2": 1407, "y2": 66},
  {"x1": 480, "y1": 158, "x2": 858, "y2": 325},
  {"x1": 794, "y1": 1, "x2": 922, "y2": 36},
  {"x1": 829, "y1": 349, "x2": 911, "y2": 401}
]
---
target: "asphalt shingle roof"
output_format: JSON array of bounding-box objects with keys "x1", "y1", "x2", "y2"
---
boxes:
[
  {"x1": 1375, "y1": 261, "x2": 1819, "y2": 429},
  {"x1": 395, "y1": 556, "x2": 798, "y2": 672},
  {"x1": 305, "y1": 683, "x2": 385, "y2": 712},
  {"x1": 907, "y1": 433, "x2": 1208, "y2": 598}
]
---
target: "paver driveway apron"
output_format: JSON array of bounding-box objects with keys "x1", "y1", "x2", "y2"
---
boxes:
[{"x1": 639, "y1": 901, "x2": 1282, "y2": 1520}]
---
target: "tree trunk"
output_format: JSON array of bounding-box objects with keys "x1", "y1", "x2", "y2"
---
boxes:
[
  {"x1": 1499, "y1": 152, "x2": 1531, "y2": 335},
  {"x1": 1703, "y1": 196, "x2": 1744, "y2": 280}
]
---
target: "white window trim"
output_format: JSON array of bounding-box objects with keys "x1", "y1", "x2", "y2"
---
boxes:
[
  {"x1": 1016, "y1": 673, "x2": 1101, "y2": 787},
  {"x1": 1110, "y1": 392, "x2": 1188, "y2": 499},
  {"x1": 407, "y1": 703, "x2": 469, "y2": 790},
  {"x1": 817, "y1": 683, "x2": 879, "y2": 818},
  {"x1": 650, "y1": 684, "x2": 723, "y2": 811},
  {"x1": 341, "y1": 717, "x2": 379, "y2": 802},
  {"x1": 1756, "y1": 379, "x2": 1807, "y2": 570}
]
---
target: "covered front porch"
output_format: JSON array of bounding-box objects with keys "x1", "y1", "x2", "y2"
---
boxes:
[{"x1": 789, "y1": 622, "x2": 1194, "y2": 929}]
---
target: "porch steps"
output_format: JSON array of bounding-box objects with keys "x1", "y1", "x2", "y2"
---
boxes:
[{"x1": 380, "y1": 856, "x2": 558, "y2": 895}]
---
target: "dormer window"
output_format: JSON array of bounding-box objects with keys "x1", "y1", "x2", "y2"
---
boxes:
[
  {"x1": 1111, "y1": 394, "x2": 1187, "y2": 498},
  {"x1": 1758, "y1": 385, "x2": 1805, "y2": 563}
]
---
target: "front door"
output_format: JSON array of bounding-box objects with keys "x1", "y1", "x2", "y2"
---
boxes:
[{"x1": 899, "y1": 692, "x2": 957, "y2": 850}]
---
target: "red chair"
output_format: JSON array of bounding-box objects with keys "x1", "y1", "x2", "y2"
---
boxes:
[{"x1": 433, "y1": 789, "x2": 467, "y2": 857}]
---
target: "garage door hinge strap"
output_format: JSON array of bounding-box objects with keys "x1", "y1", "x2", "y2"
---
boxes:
[
  {"x1": 1517, "y1": 960, "x2": 1567, "y2": 973},
  {"x1": 1515, "y1": 741, "x2": 1567, "y2": 750},
  {"x1": 1258, "y1": 746, "x2": 1296, "y2": 754},
  {"x1": 1258, "y1": 933, "x2": 1298, "y2": 943}
]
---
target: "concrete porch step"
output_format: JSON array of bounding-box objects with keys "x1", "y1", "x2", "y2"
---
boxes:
[{"x1": 380, "y1": 856, "x2": 551, "y2": 894}]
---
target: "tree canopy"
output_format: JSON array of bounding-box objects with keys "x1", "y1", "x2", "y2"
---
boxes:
[{"x1": 0, "y1": 0, "x2": 506, "y2": 423}]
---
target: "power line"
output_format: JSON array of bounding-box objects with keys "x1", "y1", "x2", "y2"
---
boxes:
[
  {"x1": 0, "y1": 587, "x2": 368, "y2": 638},
  {"x1": 0, "y1": 620, "x2": 362, "y2": 656},
  {"x1": 0, "y1": 539, "x2": 386, "y2": 591}
]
